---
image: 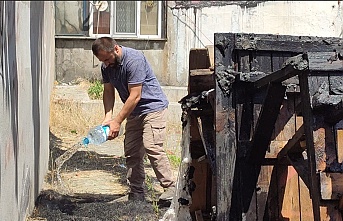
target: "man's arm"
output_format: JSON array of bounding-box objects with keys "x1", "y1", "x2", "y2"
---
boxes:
[
  {"x1": 115, "y1": 83, "x2": 142, "y2": 123},
  {"x1": 102, "y1": 82, "x2": 115, "y2": 123},
  {"x1": 105, "y1": 83, "x2": 142, "y2": 139}
]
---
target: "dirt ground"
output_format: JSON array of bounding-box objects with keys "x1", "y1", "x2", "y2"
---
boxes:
[{"x1": 26, "y1": 83, "x2": 180, "y2": 221}]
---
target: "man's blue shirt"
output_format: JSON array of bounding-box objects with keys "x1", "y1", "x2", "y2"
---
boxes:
[{"x1": 101, "y1": 46, "x2": 169, "y2": 116}]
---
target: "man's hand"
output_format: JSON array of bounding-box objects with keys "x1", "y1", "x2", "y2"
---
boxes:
[{"x1": 102, "y1": 118, "x2": 121, "y2": 140}]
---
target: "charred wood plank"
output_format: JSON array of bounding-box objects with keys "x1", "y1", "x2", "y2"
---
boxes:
[
  {"x1": 323, "y1": 101, "x2": 343, "y2": 124},
  {"x1": 196, "y1": 116, "x2": 216, "y2": 174},
  {"x1": 312, "y1": 94, "x2": 343, "y2": 109},
  {"x1": 248, "y1": 83, "x2": 287, "y2": 164},
  {"x1": 262, "y1": 157, "x2": 291, "y2": 166},
  {"x1": 330, "y1": 72, "x2": 343, "y2": 95},
  {"x1": 189, "y1": 48, "x2": 211, "y2": 71},
  {"x1": 277, "y1": 125, "x2": 305, "y2": 160},
  {"x1": 298, "y1": 70, "x2": 321, "y2": 221},
  {"x1": 191, "y1": 109, "x2": 214, "y2": 117},
  {"x1": 250, "y1": 50, "x2": 272, "y2": 73},
  {"x1": 234, "y1": 159, "x2": 261, "y2": 220},
  {"x1": 234, "y1": 33, "x2": 343, "y2": 52},
  {"x1": 286, "y1": 152, "x2": 310, "y2": 189},
  {"x1": 190, "y1": 69, "x2": 213, "y2": 76},
  {"x1": 311, "y1": 81, "x2": 343, "y2": 124},
  {"x1": 215, "y1": 33, "x2": 236, "y2": 220},
  {"x1": 237, "y1": 70, "x2": 301, "y2": 93},
  {"x1": 319, "y1": 172, "x2": 343, "y2": 200},
  {"x1": 195, "y1": 210, "x2": 204, "y2": 221},
  {"x1": 216, "y1": 66, "x2": 240, "y2": 96},
  {"x1": 238, "y1": 71, "x2": 267, "y2": 82},
  {"x1": 308, "y1": 52, "x2": 343, "y2": 72},
  {"x1": 190, "y1": 140, "x2": 207, "y2": 160},
  {"x1": 206, "y1": 45, "x2": 215, "y2": 70},
  {"x1": 189, "y1": 72, "x2": 215, "y2": 94},
  {"x1": 238, "y1": 50, "x2": 250, "y2": 73},
  {"x1": 271, "y1": 52, "x2": 294, "y2": 72},
  {"x1": 253, "y1": 53, "x2": 309, "y2": 89}
]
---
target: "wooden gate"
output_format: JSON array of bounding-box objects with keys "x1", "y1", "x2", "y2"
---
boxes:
[
  {"x1": 179, "y1": 33, "x2": 343, "y2": 220},
  {"x1": 213, "y1": 33, "x2": 343, "y2": 221}
]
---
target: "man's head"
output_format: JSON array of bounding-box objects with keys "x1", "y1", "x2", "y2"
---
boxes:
[{"x1": 92, "y1": 37, "x2": 122, "y2": 68}]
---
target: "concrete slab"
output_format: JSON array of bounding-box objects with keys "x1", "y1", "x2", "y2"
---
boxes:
[{"x1": 54, "y1": 85, "x2": 91, "y2": 101}]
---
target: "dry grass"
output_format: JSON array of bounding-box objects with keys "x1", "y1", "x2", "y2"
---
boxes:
[
  {"x1": 50, "y1": 101, "x2": 101, "y2": 136},
  {"x1": 49, "y1": 79, "x2": 102, "y2": 134}
]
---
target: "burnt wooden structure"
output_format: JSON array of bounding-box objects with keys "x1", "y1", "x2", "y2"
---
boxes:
[{"x1": 180, "y1": 33, "x2": 343, "y2": 221}]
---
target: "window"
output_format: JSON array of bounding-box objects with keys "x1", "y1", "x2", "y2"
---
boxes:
[
  {"x1": 54, "y1": 1, "x2": 165, "y2": 39},
  {"x1": 89, "y1": 1, "x2": 164, "y2": 39},
  {"x1": 55, "y1": 1, "x2": 90, "y2": 36}
]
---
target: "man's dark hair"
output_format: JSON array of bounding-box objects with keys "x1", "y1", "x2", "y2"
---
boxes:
[{"x1": 92, "y1": 37, "x2": 118, "y2": 56}]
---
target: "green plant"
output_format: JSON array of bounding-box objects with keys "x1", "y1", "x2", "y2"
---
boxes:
[
  {"x1": 152, "y1": 200, "x2": 159, "y2": 216},
  {"x1": 145, "y1": 174, "x2": 159, "y2": 217},
  {"x1": 88, "y1": 80, "x2": 104, "y2": 100},
  {"x1": 167, "y1": 152, "x2": 181, "y2": 169},
  {"x1": 146, "y1": 174, "x2": 154, "y2": 192}
]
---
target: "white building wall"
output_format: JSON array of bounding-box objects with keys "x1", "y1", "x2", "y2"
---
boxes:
[
  {"x1": 0, "y1": 2, "x2": 55, "y2": 221},
  {"x1": 167, "y1": 1, "x2": 343, "y2": 86}
]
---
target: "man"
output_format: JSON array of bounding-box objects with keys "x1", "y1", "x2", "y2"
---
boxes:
[{"x1": 91, "y1": 37, "x2": 175, "y2": 203}]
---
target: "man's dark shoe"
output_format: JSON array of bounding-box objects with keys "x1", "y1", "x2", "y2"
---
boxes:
[{"x1": 158, "y1": 186, "x2": 175, "y2": 207}]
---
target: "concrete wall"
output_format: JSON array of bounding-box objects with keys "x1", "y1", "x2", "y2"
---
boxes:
[
  {"x1": 166, "y1": 0, "x2": 343, "y2": 86},
  {"x1": 55, "y1": 1, "x2": 343, "y2": 87},
  {"x1": 55, "y1": 38, "x2": 168, "y2": 84},
  {"x1": 0, "y1": 2, "x2": 55, "y2": 221}
]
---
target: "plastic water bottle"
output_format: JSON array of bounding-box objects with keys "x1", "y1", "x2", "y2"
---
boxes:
[{"x1": 82, "y1": 125, "x2": 110, "y2": 146}]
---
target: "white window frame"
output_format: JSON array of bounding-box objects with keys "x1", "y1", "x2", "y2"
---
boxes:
[{"x1": 89, "y1": 1, "x2": 162, "y2": 39}]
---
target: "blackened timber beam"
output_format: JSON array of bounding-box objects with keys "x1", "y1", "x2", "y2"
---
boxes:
[
  {"x1": 312, "y1": 94, "x2": 343, "y2": 124},
  {"x1": 298, "y1": 70, "x2": 321, "y2": 221},
  {"x1": 310, "y1": 80, "x2": 343, "y2": 124},
  {"x1": 214, "y1": 33, "x2": 236, "y2": 220},
  {"x1": 234, "y1": 33, "x2": 343, "y2": 52},
  {"x1": 277, "y1": 125, "x2": 305, "y2": 160},
  {"x1": 312, "y1": 95, "x2": 343, "y2": 109},
  {"x1": 314, "y1": 99, "x2": 343, "y2": 125},
  {"x1": 191, "y1": 109, "x2": 214, "y2": 118},
  {"x1": 325, "y1": 104, "x2": 343, "y2": 124},
  {"x1": 248, "y1": 83, "x2": 287, "y2": 164},
  {"x1": 189, "y1": 70, "x2": 215, "y2": 94},
  {"x1": 238, "y1": 71, "x2": 267, "y2": 82},
  {"x1": 320, "y1": 172, "x2": 343, "y2": 200},
  {"x1": 253, "y1": 53, "x2": 309, "y2": 89},
  {"x1": 196, "y1": 116, "x2": 216, "y2": 174},
  {"x1": 308, "y1": 52, "x2": 343, "y2": 72},
  {"x1": 286, "y1": 152, "x2": 310, "y2": 189}
]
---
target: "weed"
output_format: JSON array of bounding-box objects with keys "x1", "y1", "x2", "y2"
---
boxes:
[
  {"x1": 167, "y1": 151, "x2": 181, "y2": 169},
  {"x1": 146, "y1": 174, "x2": 154, "y2": 192},
  {"x1": 145, "y1": 175, "x2": 159, "y2": 217},
  {"x1": 88, "y1": 80, "x2": 103, "y2": 100},
  {"x1": 152, "y1": 200, "x2": 159, "y2": 217}
]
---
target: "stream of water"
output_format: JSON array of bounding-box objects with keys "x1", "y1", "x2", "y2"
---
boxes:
[{"x1": 54, "y1": 142, "x2": 83, "y2": 190}]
